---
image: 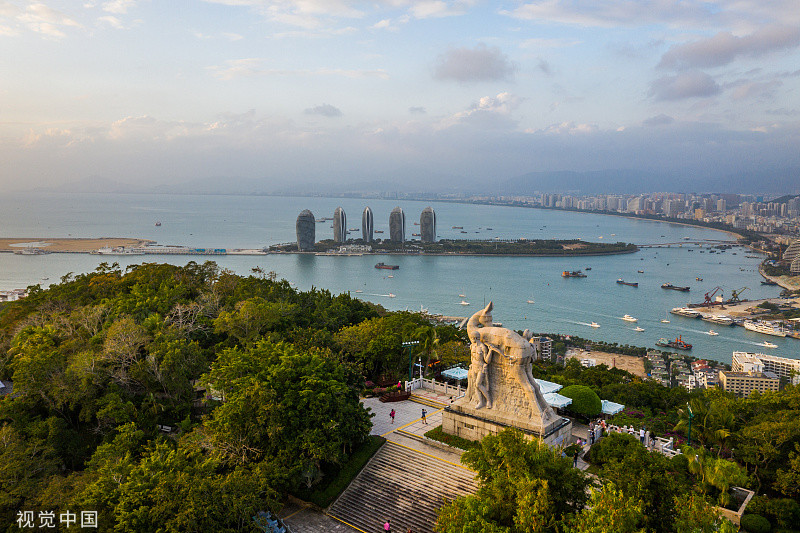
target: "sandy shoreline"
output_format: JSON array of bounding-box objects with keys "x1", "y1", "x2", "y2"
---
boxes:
[
  {"x1": 0, "y1": 238, "x2": 154, "y2": 253},
  {"x1": 566, "y1": 349, "x2": 647, "y2": 378}
]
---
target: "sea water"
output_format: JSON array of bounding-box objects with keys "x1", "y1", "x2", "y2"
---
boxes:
[{"x1": 0, "y1": 192, "x2": 794, "y2": 364}]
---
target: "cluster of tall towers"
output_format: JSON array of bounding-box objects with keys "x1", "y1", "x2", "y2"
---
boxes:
[{"x1": 295, "y1": 206, "x2": 436, "y2": 251}]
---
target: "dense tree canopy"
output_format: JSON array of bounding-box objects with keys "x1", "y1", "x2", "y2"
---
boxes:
[{"x1": 0, "y1": 262, "x2": 378, "y2": 532}]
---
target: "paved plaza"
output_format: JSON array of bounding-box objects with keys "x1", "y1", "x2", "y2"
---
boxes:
[{"x1": 282, "y1": 391, "x2": 590, "y2": 532}]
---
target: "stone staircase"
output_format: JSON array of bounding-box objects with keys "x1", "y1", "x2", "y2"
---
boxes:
[{"x1": 328, "y1": 441, "x2": 478, "y2": 533}]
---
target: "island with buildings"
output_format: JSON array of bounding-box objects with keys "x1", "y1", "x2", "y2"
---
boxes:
[{"x1": 277, "y1": 206, "x2": 639, "y2": 256}]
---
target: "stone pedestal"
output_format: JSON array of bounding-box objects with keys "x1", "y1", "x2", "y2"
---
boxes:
[
  {"x1": 442, "y1": 406, "x2": 572, "y2": 446},
  {"x1": 442, "y1": 357, "x2": 573, "y2": 446}
]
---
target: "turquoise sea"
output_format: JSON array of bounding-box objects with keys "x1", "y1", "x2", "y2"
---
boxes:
[{"x1": 0, "y1": 192, "x2": 796, "y2": 365}]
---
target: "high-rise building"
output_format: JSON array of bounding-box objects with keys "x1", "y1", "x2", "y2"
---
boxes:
[
  {"x1": 296, "y1": 210, "x2": 315, "y2": 251},
  {"x1": 420, "y1": 206, "x2": 436, "y2": 242},
  {"x1": 389, "y1": 207, "x2": 405, "y2": 243},
  {"x1": 333, "y1": 207, "x2": 346, "y2": 243},
  {"x1": 361, "y1": 207, "x2": 373, "y2": 242}
]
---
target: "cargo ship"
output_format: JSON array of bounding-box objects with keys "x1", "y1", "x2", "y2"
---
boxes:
[
  {"x1": 616, "y1": 279, "x2": 638, "y2": 287},
  {"x1": 375, "y1": 262, "x2": 399, "y2": 270},
  {"x1": 655, "y1": 336, "x2": 692, "y2": 350},
  {"x1": 661, "y1": 283, "x2": 690, "y2": 292},
  {"x1": 562, "y1": 270, "x2": 587, "y2": 278}
]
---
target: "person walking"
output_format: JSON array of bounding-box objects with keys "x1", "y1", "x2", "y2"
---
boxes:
[
  {"x1": 421, "y1": 408, "x2": 427, "y2": 424},
  {"x1": 573, "y1": 449, "x2": 579, "y2": 468},
  {"x1": 384, "y1": 519, "x2": 391, "y2": 531},
  {"x1": 639, "y1": 427, "x2": 645, "y2": 445},
  {"x1": 390, "y1": 409, "x2": 395, "y2": 424}
]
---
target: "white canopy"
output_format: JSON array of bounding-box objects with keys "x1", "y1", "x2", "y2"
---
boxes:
[
  {"x1": 601, "y1": 399, "x2": 625, "y2": 415},
  {"x1": 543, "y1": 392, "x2": 572, "y2": 409},
  {"x1": 441, "y1": 367, "x2": 469, "y2": 381},
  {"x1": 534, "y1": 378, "x2": 563, "y2": 394}
]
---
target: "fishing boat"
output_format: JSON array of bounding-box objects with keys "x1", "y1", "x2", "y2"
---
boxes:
[
  {"x1": 621, "y1": 314, "x2": 638, "y2": 322},
  {"x1": 616, "y1": 279, "x2": 638, "y2": 287},
  {"x1": 655, "y1": 336, "x2": 692, "y2": 350},
  {"x1": 705, "y1": 330, "x2": 719, "y2": 336},
  {"x1": 661, "y1": 283, "x2": 690, "y2": 292},
  {"x1": 562, "y1": 270, "x2": 587, "y2": 278},
  {"x1": 375, "y1": 262, "x2": 399, "y2": 270}
]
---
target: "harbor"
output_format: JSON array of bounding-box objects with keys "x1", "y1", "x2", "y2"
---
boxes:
[{"x1": 0, "y1": 192, "x2": 797, "y2": 365}]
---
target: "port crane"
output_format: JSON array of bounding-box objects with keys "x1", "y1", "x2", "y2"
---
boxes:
[
  {"x1": 702, "y1": 286, "x2": 724, "y2": 306},
  {"x1": 728, "y1": 287, "x2": 749, "y2": 304}
]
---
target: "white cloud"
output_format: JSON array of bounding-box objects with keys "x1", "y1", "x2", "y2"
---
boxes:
[
  {"x1": 520, "y1": 37, "x2": 581, "y2": 49},
  {"x1": 102, "y1": 0, "x2": 137, "y2": 14},
  {"x1": 649, "y1": 70, "x2": 721, "y2": 101},
  {"x1": 98, "y1": 15, "x2": 124, "y2": 29},
  {"x1": 659, "y1": 26, "x2": 800, "y2": 70},
  {"x1": 434, "y1": 43, "x2": 516, "y2": 82},
  {"x1": 503, "y1": 0, "x2": 715, "y2": 30},
  {"x1": 304, "y1": 103, "x2": 342, "y2": 117},
  {"x1": 442, "y1": 92, "x2": 523, "y2": 129},
  {"x1": 18, "y1": 3, "x2": 81, "y2": 38},
  {"x1": 208, "y1": 59, "x2": 390, "y2": 80}
]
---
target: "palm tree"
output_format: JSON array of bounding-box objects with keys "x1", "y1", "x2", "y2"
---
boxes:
[
  {"x1": 412, "y1": 325, "x2": 439, "y2": 377},
  {"x1": 674, "y1": 395, "x2": 734, "y2": 453}
]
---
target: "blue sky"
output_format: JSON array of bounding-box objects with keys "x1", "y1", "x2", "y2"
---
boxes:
[{"x1": 1, "y1": 0, "x2": 799, "y2": 191}]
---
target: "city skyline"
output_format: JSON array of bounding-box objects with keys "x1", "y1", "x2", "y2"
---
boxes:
[{"x1": 1, "y1": 1, "x2": 799, "y2": 192}]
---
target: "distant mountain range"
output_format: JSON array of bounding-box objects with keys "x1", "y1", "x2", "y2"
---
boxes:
[{"x1": 38, "y1": 166, "x2": 800, "y2": 196}]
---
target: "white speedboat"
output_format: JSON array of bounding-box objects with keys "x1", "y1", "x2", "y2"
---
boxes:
[
  {"x1": 661, "y1": 319, "x2": 670, "y2": 323},
  {"x1": 460, "y1": 300, "x2": 470, "y2": 306},
  {"x1": 355, "y1": 290, "x2": 363, "y2": 293},
  {"x1": 527, "y1": 300, "x2": 535, "y2": 304},
  {"x1": 590, "y1": 322, "x2": 600, "y2": 328},
  {"x1": 634, "y1": 326, "x2": 644, "y2": 332},
  {"x1": 758, "y1": 341, "x2": 778, "y2": 348},
  {"x1": 387, "y1": 293, "x2": 396, "y2": 298},
  {"x1": 705, "y1": 330, "x2": 719, "y2": 336},
  {"x1": 622, "y1": 314, "x2": 638, "y2": 322}
]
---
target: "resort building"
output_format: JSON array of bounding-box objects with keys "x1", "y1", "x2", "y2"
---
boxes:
[
  {"x1": 732, "y1": 352, "x2": 800, "y2": 385},
  {"x1": 333, "y1": 207, "x2": 346, "y2": 243},
  {"x1": 362, "y1": 207, "x2": 373, "y2": 243},
  {"x1": 295, "y1": 210, "x2": 316, "y2": 251},
  {"x1": 719, "y1": 370, "x2": 779, "y2": 397},
  {"x1": 389, "y1": 207, "x2": 405, "y2": 243},
  {"x1": 420, "y1": 206, "x2": 436, "y2": 243},
  {"x1": 530, "y1": 336, "x2": 553, "y2": 362},
  {"x1": 782, "y1": 239, "x2": 800, "y2": 263}
]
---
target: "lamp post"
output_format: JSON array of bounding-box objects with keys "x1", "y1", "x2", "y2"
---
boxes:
[{"x1": 402, "y1": 340, "x2": 419, "y2": 381}]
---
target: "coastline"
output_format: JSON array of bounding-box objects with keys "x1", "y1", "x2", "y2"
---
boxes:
[
  {"x1": 268, "y1": 248, "x2": 639, "y2": 258},
  {"x1": 0, "y1": 237, "x2": 155, "y2": 253}
]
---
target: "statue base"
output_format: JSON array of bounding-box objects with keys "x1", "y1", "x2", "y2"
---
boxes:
[{"x1": 442, "y1": 404, "x2": 573, "y2": 447}]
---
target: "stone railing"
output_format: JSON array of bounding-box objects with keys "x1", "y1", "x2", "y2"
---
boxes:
[
  {"x1": 599, "y1": 424, "x2": 681, "y2": 457},
  {"x1": 405, "y1": 377, "x2": 464, "y2": 398}
]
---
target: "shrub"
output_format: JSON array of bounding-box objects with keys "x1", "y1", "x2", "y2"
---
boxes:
[
  {"x1": 741, "y1": 514, "x2": 771, "y2": 533},
  {"x1": 560, "y1": 385, "x2": 602, "y2": 417},
  {"x1": 588, "y1": 432, "x2": 640, "y2": 466}
]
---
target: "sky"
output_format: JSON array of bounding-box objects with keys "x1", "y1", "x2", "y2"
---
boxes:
[{"x1": 1, "y1": 0, "x2": 799, "y2": 193}]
